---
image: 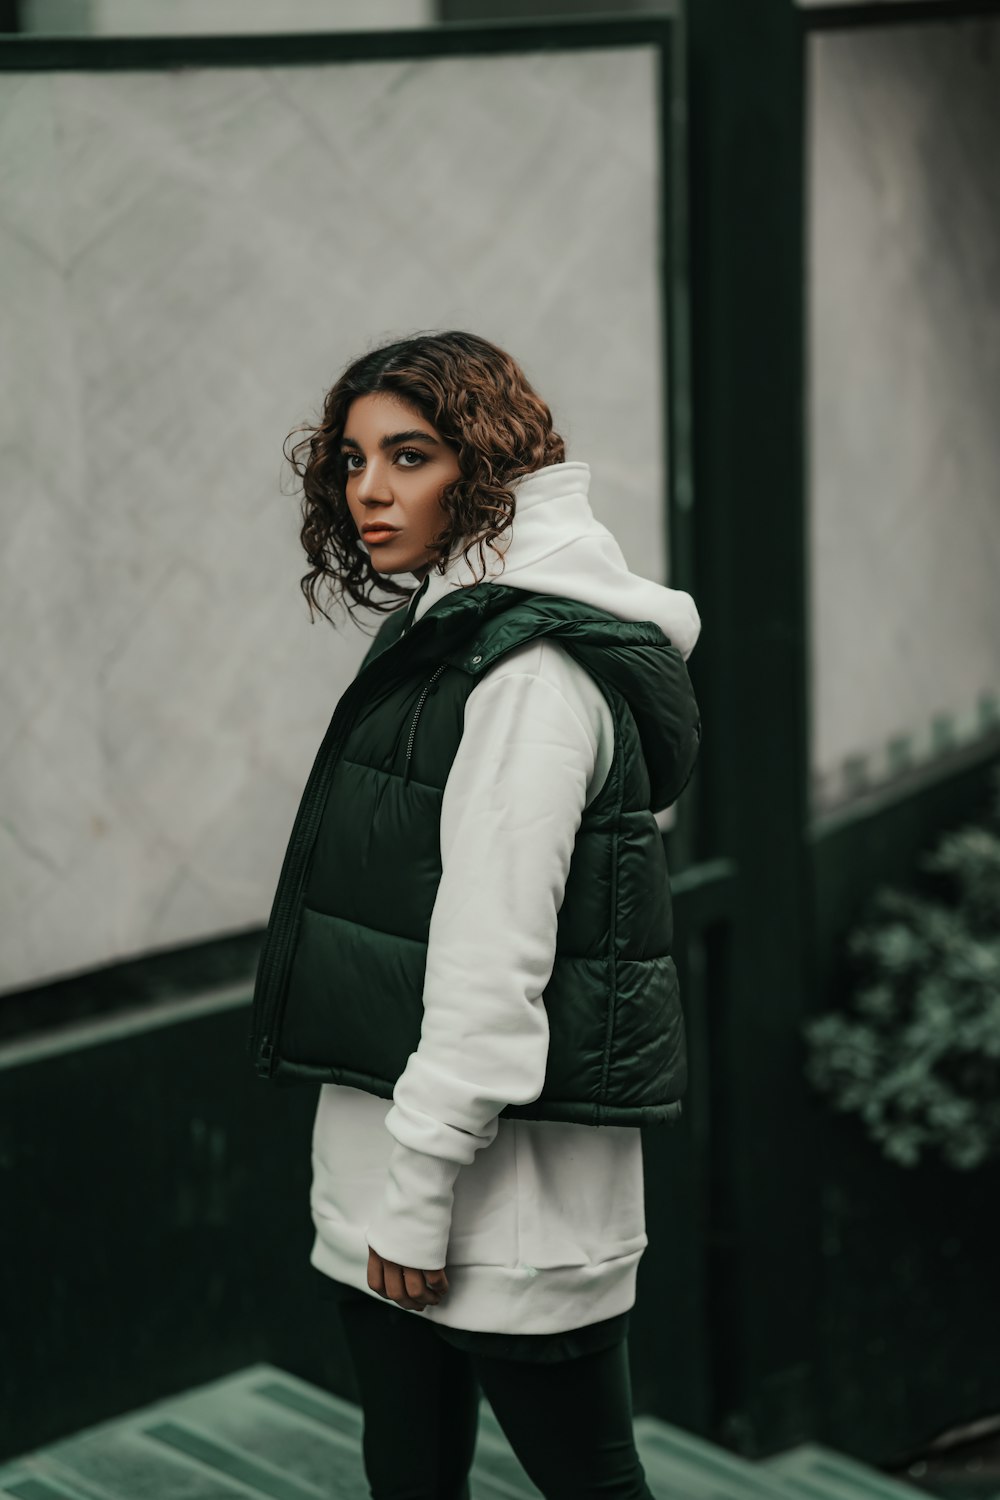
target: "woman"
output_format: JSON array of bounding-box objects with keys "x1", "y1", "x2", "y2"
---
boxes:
[{"x1": 249, "y1": 330, "x2": 702, "y2": 1499}]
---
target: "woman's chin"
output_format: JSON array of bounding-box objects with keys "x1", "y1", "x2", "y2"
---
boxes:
[
  {"x1": 366, "y1": 554, "x2": 406, "y2": 575},
  {"x1": 367, "y1": 551, "x2": 429, "y2": 579}
]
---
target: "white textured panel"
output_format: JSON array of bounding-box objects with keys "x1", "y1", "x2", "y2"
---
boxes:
[
  {"x1": 807, "y1": 21, "x2": 1000, "y2": 812},
  {"x1": 0, "y1": 46, "x2": 663, "y2": 989}
]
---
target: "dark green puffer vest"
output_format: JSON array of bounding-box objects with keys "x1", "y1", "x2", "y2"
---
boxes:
[{"x1": 248, "y1": 579, "x2": 701, "y2": 1127}]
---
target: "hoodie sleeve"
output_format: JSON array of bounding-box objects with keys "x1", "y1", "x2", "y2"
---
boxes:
[{"x1": 364, "y1": 655, "x2": 601, "y2": 1271}]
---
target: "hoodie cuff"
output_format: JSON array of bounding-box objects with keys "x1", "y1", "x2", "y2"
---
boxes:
[{"x1": 365, "y1": 1140, "x2": 463, "y2": 1271}]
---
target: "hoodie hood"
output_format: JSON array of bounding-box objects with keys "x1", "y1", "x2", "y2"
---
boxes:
[{"x1": 409, "y1": 461, "x2": 701, "y2": 661}]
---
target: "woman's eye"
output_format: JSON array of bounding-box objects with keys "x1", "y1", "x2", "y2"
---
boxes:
[{"x1": 342, "y1": 449, "x2": 424, "y2": 472}]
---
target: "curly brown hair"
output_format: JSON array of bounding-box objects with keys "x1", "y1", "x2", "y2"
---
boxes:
[{"x1": 285, "y1": 330, "x2": 566, "y2": 630}]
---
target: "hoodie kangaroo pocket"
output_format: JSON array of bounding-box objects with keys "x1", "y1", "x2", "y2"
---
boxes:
[
  {"x1": 445, "y1": 1122, "x2": 519, "y2": 1268},
  {"x1": 514, "y1": 1119, "x2": 647, "y2": 1269}
]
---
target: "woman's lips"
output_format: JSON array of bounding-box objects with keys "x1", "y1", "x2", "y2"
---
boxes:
[{"x1": 364, "y1": 528, "x2": 400, "y2": 545}]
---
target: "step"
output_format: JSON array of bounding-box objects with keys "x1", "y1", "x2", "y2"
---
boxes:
[
  {"x1": 633, "y1": 1414, "x2": 818, "y2": 1498},
  {"x1": 0, "y1": 1363, "x2": 970, "y2": 1500},
  {"x1": 768, "y1": 1442, "x2": 1000, "y2": 1500},
  {"x1": 0, "y1": 1365, "x2": 536, "y2": 1500}
]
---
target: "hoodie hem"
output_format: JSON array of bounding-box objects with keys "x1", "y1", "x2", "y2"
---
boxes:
[{"x1": 309, "y1": 1215, "x2": 642, "y2": 1336}]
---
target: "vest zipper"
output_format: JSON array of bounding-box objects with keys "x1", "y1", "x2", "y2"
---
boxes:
[{"x1": 403, "y1": 663, "x2": 448, "y2": 787}]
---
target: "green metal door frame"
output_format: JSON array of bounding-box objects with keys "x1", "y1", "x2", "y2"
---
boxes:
[{"x1": 684, "y1": 0, "x2": 815, "y2": 1456}]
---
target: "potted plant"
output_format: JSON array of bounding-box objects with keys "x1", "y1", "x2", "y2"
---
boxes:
[{"x1": 804, "y1": 765, "x2": 1000, "y2": 1171}]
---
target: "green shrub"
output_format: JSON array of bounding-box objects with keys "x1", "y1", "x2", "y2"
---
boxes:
[{"x1": 804, "y1": 764, "x2": 1000, "y2": 1170}]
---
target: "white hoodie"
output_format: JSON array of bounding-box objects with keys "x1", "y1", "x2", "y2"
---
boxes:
[{"x1": 309, "y1": 460, "x2": 701, "y2": 1335}]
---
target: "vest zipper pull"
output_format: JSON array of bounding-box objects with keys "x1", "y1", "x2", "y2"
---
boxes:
[{"x1": 404, "y1": 664, "x2": 448, "y2": 786}]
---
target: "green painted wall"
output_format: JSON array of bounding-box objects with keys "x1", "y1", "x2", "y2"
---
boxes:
[{"x1": 0, "y1": 998, "x2": 340, "y2": 1460}]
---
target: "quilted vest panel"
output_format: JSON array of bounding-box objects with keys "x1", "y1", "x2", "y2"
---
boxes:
[{"x1": 248, "y1": 581, "x2": 700, "y2": 1127}]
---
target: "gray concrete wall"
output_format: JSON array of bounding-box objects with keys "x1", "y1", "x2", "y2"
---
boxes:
[
  {"x1": 807, "y1": 19, "x2": 1000, "y2": 812},
  {"x1": 0, "y1": 41, "x2": 666, "y2": 991}
]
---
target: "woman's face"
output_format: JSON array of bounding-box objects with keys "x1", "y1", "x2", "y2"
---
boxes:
[{"x1": 341, "y1": 392, "x2": 462, "y2": 580}]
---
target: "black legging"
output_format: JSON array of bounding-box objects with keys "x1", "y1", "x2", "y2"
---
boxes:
[{"x1": 333, "y1": 1288, "x2": 656, "y2": 1500}]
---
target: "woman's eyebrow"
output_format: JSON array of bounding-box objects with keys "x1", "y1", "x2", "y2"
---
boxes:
[{"x1": 340, "y1": 430, "x2": 440, "y2": 452}]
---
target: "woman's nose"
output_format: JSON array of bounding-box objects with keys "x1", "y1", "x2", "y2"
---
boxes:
[{"x1": 355, "y1": 460, "x2": 391, "y2": 502}]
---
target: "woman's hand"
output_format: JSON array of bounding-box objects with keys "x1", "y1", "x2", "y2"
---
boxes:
[{"x1": 368, "y1": 1245, "x2": 449, "y2": 1312}]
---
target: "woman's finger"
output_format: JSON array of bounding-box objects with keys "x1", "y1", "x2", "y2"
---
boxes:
[
  {"x1": 383, "y1": 1259, "x2": 422, "y2": 1310},
  {"x1": 367, "y1": 1246, "x2": 387, "y2": 1298},
  {"x1": 404, "y1": 1266, "x2": 439, "y2": 1305}
]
